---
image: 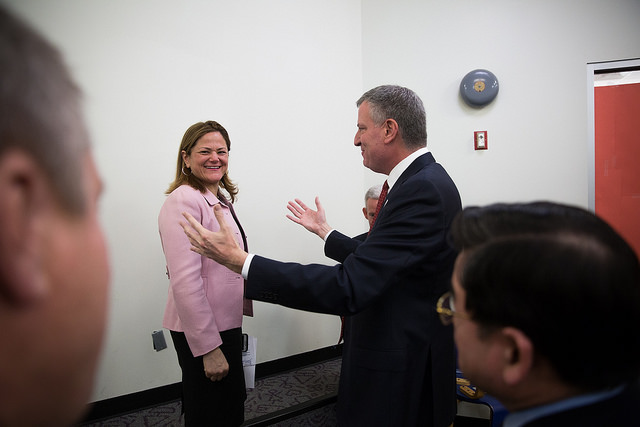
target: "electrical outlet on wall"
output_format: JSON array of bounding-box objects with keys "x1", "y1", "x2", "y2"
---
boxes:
[{"x1": 152, "y1": 330, "x2": 167, "y2": 351}]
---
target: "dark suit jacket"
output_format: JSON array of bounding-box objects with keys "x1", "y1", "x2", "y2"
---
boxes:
[
  {"x1": 523, "y1": 381, "x2": 640, "y2": 426},
  {"x1": 246, "y1": 152, "x2": 461, "y2": 426}
]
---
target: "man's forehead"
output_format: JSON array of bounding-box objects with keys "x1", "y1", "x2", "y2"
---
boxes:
[{"x1": 357, "y1": 102, "x2": 373, "y2": 124}]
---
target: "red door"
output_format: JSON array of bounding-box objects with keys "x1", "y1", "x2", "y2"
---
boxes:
[{"x1": 594, "y1": 75, "x2": 640, "y2": 257}]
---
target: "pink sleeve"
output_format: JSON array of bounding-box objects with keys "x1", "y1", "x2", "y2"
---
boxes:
[{"x1": 159, "y1": 187, "x2": 222, "y2": 356}]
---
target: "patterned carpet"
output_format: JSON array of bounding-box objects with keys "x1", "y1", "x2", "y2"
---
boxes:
[{"x1": 79, "y1": 358, "x2": 341, "y2": 426}]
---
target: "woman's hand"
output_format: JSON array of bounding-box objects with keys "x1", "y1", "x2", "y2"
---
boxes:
[{"x1": 203, "y1": 347, "x2": 229, "y2": 381}]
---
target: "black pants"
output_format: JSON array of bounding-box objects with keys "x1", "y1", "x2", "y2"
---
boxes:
[{"x1": 170, "y1": 328, "x2": 246, "y2": 426}]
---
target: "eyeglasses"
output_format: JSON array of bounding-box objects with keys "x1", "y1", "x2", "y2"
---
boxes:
[{"x1": 436, "y1": 292, "x2": 469, "y2": 325}]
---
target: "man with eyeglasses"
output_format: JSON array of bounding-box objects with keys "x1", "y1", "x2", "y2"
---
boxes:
[{"x1": 439, "y1": 201, "x2": 640, "y2": 426}]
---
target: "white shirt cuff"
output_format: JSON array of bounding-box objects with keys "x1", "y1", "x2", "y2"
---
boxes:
[
  {"x1": 241, "y1": 253, "x2": 255, "y2": 279},
  {"x1": 324, "y1": 229, "x2": 335, "y2": 241}
]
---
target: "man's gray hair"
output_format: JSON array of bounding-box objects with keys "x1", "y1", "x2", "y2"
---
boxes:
[
  {"x1": 0, "y1": 6, "x2": 90, "y2": 213},
  {"x1": 357, "y1": 85, "x2": 427, "y2": 149},
  {"x1": 364, "y1": 184, "x2": 382, "y2": 204}
]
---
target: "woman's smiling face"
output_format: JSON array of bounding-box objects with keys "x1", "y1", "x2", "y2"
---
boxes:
[{"x1": 182, "y1": 131, "x2": 229, "y2": 193}]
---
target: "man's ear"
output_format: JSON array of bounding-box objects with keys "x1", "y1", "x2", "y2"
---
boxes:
[
  {"x1": 0, "y1": 149, "x2": 51, "y2": 306},
  {"x1": 500, "y1": 326, "x2": 535, "y2": 386},
  {"x1": 382, "y1": 119, "x2": 399, "y2": 142},
  {"x1": 362, "y1": 207, "x2": 368, "y2": 220}
]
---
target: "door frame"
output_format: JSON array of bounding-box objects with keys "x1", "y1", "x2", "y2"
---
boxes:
[{"x1": 586, "y1": 58, "x2": 640, "y2": 210}]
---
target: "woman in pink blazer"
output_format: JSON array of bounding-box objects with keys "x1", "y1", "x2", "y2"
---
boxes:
[{"x1": 158, "y1": 121, "x2": 249, "y2": 426}]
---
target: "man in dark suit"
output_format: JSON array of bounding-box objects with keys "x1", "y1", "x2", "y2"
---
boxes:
[
  {"x1": 182, "y1": 85, "x2": 461, "y2": 426},
  {"x1": 443, "y1": 202, "x2": 640, "y2": 426}
]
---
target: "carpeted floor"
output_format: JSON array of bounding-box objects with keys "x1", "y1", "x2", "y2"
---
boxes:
[{"x1": 79, "y1": 358, "x2": 341, "y2": 426}]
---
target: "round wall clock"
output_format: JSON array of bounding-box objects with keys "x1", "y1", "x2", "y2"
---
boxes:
[{"x1": 460, "y1": 69, "x2": 499, "y2": 107}]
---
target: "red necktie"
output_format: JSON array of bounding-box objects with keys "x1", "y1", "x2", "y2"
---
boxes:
[
  {"x1": 370, "y1": 180, "x2": 389, "y2": 232},
  {"x1": 339, "y1": 180, "x2": 389, "y2": 344}
]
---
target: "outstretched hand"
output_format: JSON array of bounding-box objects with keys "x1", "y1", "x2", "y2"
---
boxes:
[
  {"x1": 286, "y1": 196, "x2": 332, "y2": 240},
  {"x1": 181, "y1": 205, "x2": 247, "y2": 273}
]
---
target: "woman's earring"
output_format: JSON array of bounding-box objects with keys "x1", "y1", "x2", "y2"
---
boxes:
[{"x1": 181, "y1": 166, "x2": 191, "y2": 176}]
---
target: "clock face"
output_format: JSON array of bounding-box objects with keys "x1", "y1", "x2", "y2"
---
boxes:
[{"x1": 460, "y1": 69, "x2": 499, "y2": 107}]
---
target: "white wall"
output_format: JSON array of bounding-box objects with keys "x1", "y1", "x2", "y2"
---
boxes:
[
  {"x1": 3, "y1": 0, "x2": 640, "y2": 403},
  {"x1": 3, "y1": 0, "x2": 364, "y2": 401},
  {"x1": 361, "y1": 0, "x2": 640, "y2": 208}
]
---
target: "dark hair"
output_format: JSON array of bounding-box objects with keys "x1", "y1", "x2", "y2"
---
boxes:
[
  {"x1": 0, "y1": 5, "x2": 89, "y2": 213},
  {"x1": 357, "y1": 85, "x2": 427, "y2": 149},
  {"x1": 451, "y1": 202, "x2": 640, "y2": 390},
  {"x1": 166, "y1": 120, "x2": 238, "y2": 202}
]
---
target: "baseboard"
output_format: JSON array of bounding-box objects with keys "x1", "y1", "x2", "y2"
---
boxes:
[{"x1": 80, "y1": 343, "x2": 342, "y2": 423}]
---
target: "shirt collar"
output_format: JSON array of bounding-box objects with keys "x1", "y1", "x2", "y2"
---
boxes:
[
  {"x1": 202, "y1": 187, "x2": 224, "y2": 207},
  {"x1": 386, "y1": 147, "x2": 429, "y2": 191},
  {"x1": 503, "y1": 385, "x2": 625, "y2": 427}
]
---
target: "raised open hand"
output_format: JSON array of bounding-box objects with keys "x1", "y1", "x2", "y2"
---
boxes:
[{"x1": 286, "y1": 196, "x2": 332, "y2": 240}]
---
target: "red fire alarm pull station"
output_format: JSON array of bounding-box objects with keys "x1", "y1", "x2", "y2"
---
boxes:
[{"x1": 474, "y1": 131, "x2": 488, "y2": 150}]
